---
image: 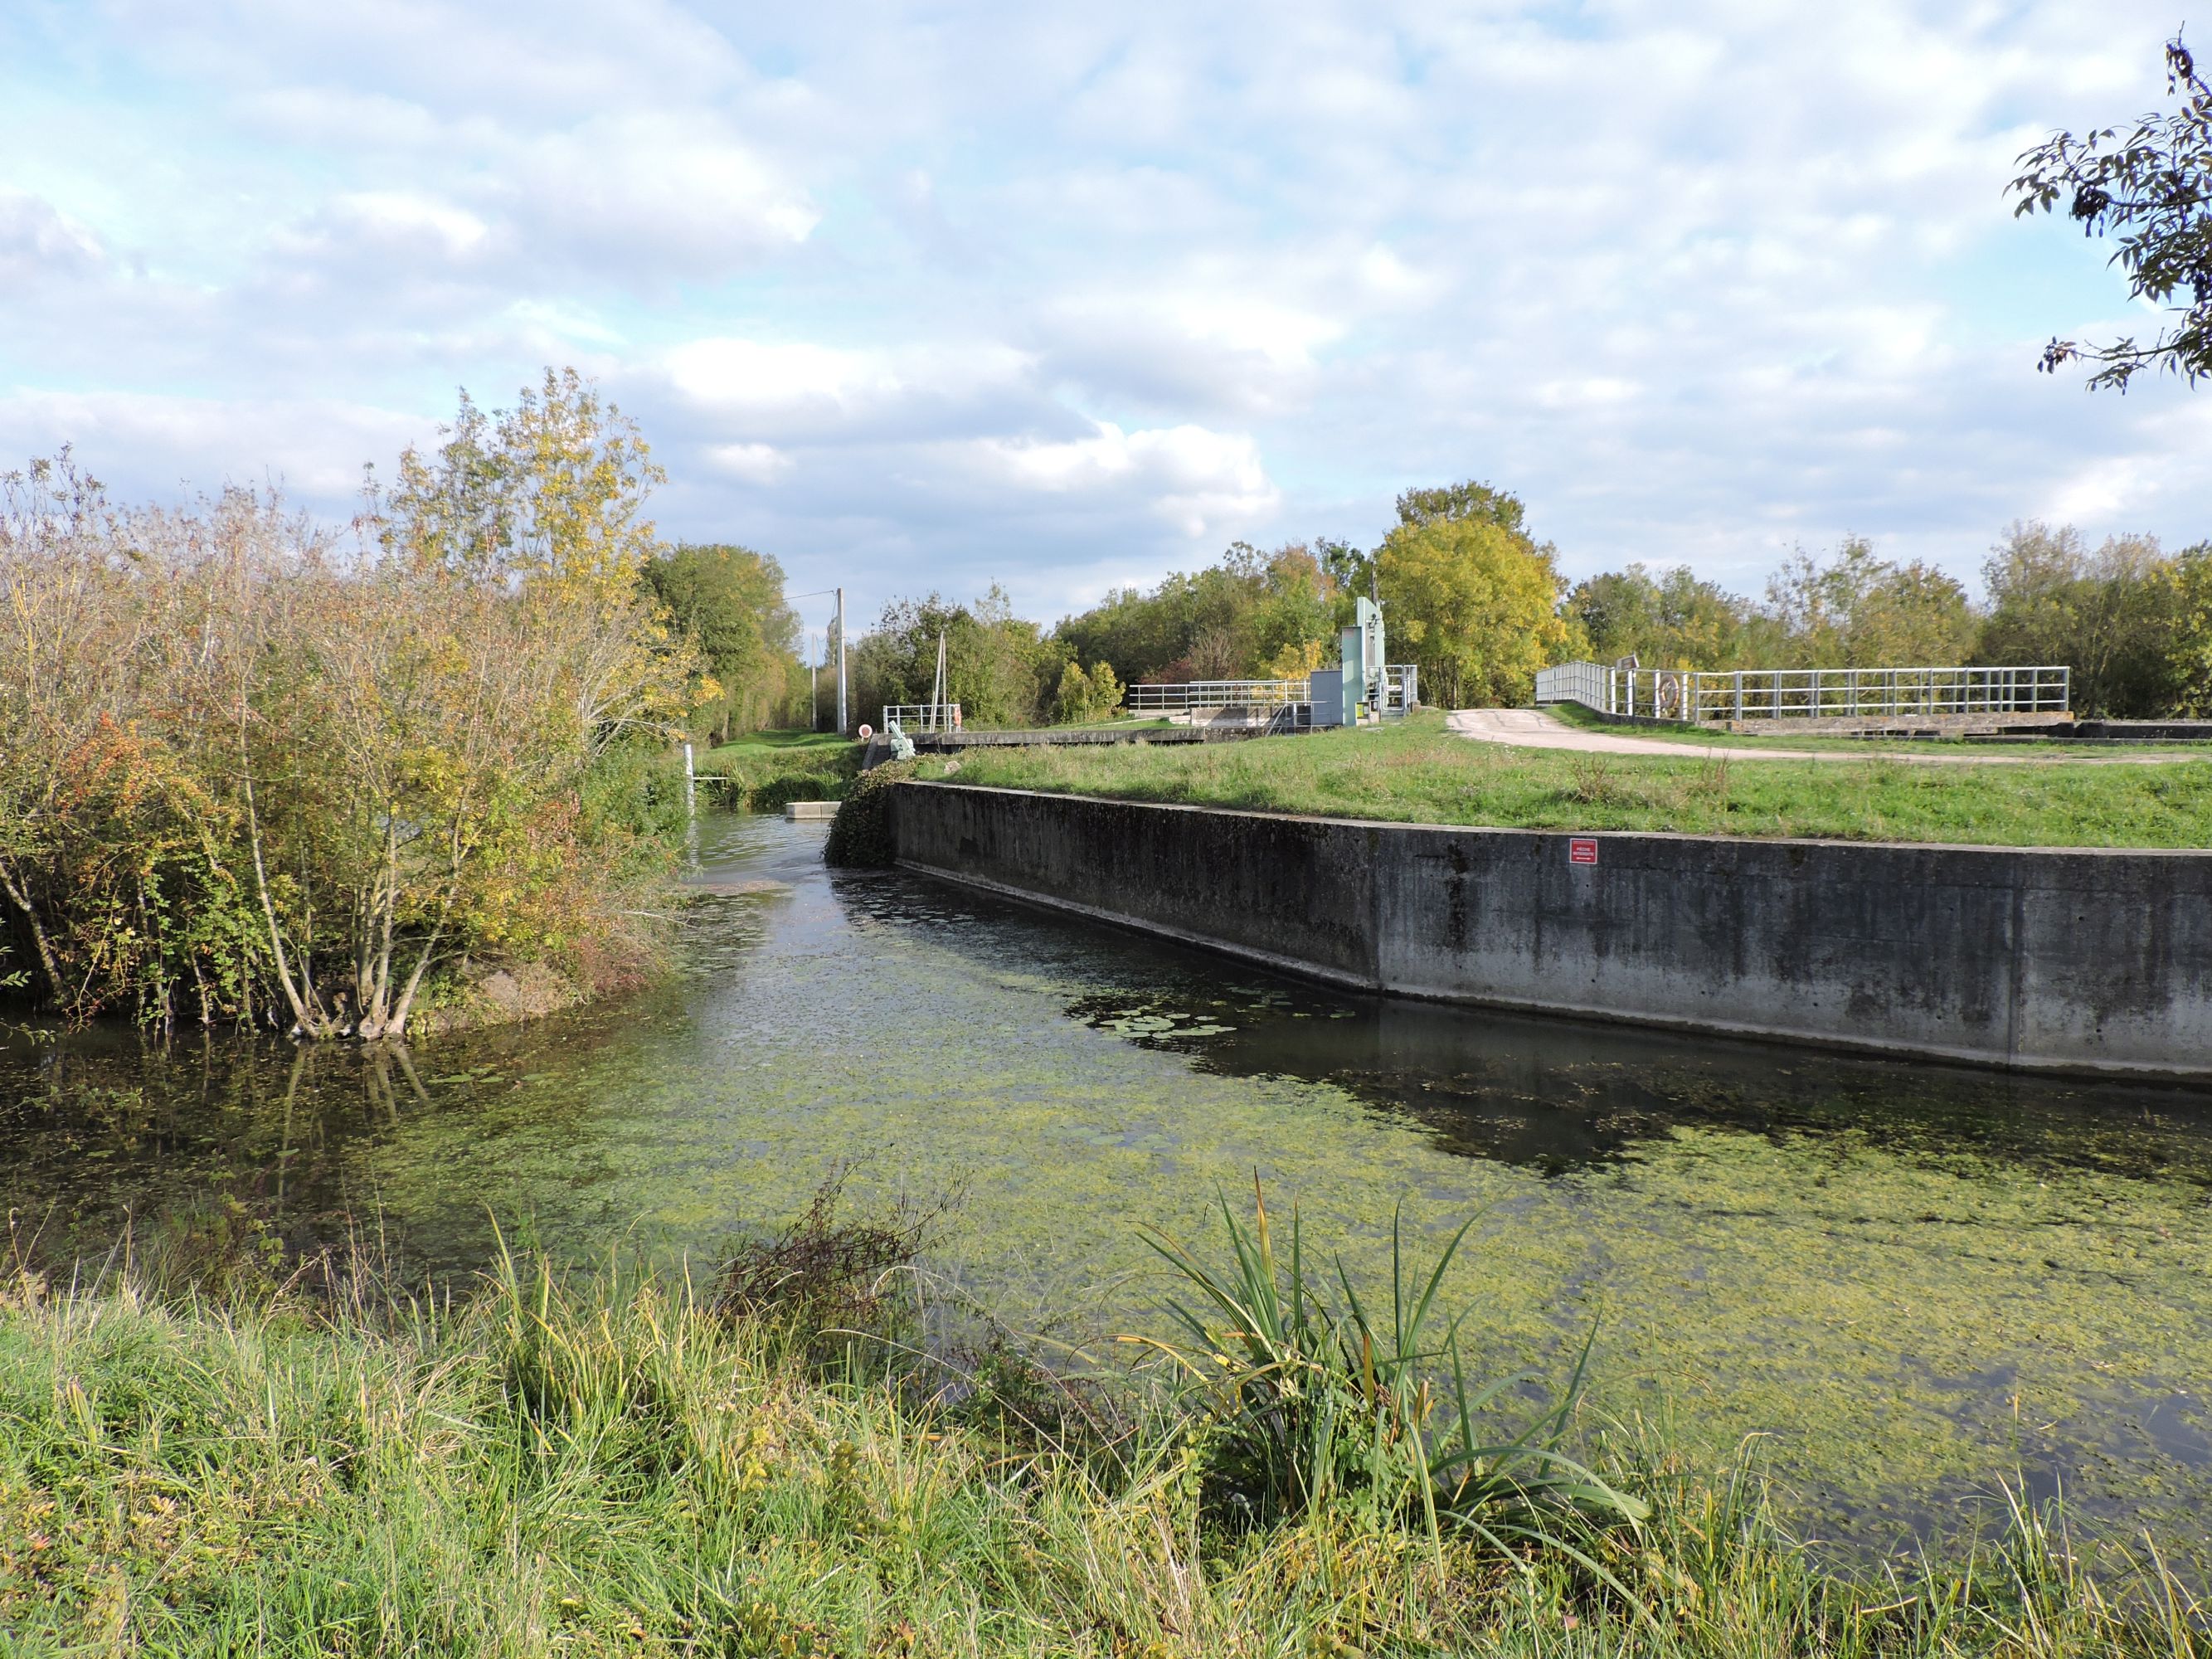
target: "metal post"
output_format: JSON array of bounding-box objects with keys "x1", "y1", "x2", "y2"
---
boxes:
[
  {"x1": 809, "y1": 635, "x2": 818, "y2": 732},
  {"x1": 835, "y1": 586, "x2": 848, "y2": 736},
  {"x1": 683, "y1": 741, "x2": 695, "y2": 816}
]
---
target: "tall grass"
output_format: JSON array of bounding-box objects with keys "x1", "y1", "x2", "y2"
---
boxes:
[
  {"x1": 1135, "y1": 1188, "x2": 1642, "y2": 1545},
  {"x1": 0, "y1": 1197, "x2": 2204, "y2": 1655}
]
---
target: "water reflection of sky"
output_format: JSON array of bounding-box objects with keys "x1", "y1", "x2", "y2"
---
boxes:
[{"x1": 4, "y1": 810, "x2": 2211, "y2": 1560}]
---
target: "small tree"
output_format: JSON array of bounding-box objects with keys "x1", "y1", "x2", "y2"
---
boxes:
[
  {"x1": 1568, "y1": 563, "x2": 1773, "y2": 670},
  {"x1": 644, "y1": 542, "x2": 796, "y2": 743},
  {"x1": 2010, "y1": 32, "x2": 2212, "y2": 388},
  {"x1": 1978, "y1": 521, "x2": 2183, "y2": 716},
  {"x1": 1376, "y1": 516, "x2": 1574, "y2": 708},
  {"x1": 1053, "y1": 659, "x2": 1124, "y2": 724},
  {"x1": 1763, "y1": 538, "x2": 1976, "y2": 668},
  {"x1": 1393, "y1": 479, "x2": 1529, "y2": 534},
  {"x1": 2169, "y1": 542, "x2": 2212, "y2": 712}
]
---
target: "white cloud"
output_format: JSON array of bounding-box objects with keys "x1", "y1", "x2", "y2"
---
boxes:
[
  {"x1": 0, "y1": 188, "x2": 105, "y2": 279},
  {"x1": 1030, "y1": 280, "x2": 1349, "y2": 416},
  {"x1": 498, "y1": 113, "x2": 818, "y2": 273},
  {"x1": 659, "y1": 337, "x2": 1043, "y2": 440},
  {"x1": 706, "y1": 440, "x2": 794, "y2": 484},
  {"x1": 667, "y1": 339, "x2": 898, "y2": 421},
  {"x1": 970, "y1": 421, "x2": 1277, "y2": 538},
  {"x1": 314, "y1": 190, "x2": 492, "y2": 260}
]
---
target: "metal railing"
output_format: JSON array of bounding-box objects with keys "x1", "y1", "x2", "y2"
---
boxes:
[
  {"x1": 1126, "y1": 679, "x2": 1310, "y2": 714},
  {"x1": 1534, "y1": 663, "x2": 2071, "y2": 723},
  {"x1": 1129, "y1": 666, "x2": 1422, "y2": 722},
  {"x1": 882, "y1": 703, "x2": 963, "y2": 732},
  {"x1": 1534, "y1": 661, "x2": 1611, "y2": 712}
]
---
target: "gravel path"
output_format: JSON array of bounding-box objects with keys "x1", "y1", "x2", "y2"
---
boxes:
[{"x1": 1446, "y1": 707, "x2": 2206, "y2": 766}]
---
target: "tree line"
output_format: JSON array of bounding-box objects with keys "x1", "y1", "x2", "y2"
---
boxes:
[
  {"x1": 1573, "y1": 523, "x2": 2212, "y2": 718},
  {"x1": 1010, "y1": 484, "x2": 2212, "y2": 720},
  {"x1": 849, "y1": 484, "x2": 1578, "y2": 726},
  {"x1": 843, "y1": 484, "x2": 2212, "y2": 727}
]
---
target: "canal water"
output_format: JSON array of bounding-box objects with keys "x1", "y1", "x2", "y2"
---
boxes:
[{"x1": 5, "y1": 810, "x2": 2210, "y2": 1554}]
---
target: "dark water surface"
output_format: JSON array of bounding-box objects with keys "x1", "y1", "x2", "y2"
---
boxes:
[{"x1": 5, "y1": 811, "x2": 2211, "y2": 1552}]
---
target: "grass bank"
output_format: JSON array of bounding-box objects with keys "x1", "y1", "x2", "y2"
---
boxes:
[
  {"x1": 700, "y1": 731, "x2": 863, "y2": 812},
  {"x1": 0, "y1": 1194, "x2": 2204, "y2": 1657},
  {"x1": 936, "y1": 712, "x2": 2212, "y2": 848},
  {"x1": 1542, "y1": 703, "x2": 2210, "y2": 757}
]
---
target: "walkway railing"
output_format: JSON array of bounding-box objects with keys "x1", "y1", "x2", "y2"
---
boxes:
[
  {"x1": 882, "y1": 703, "x2": 962, "y2": 732},
  {"x1": 1126, "y1": 679, "x2": 1310, "y2": 714},
  {"x1": 1534, "y1": 663, "x2": 2072, "y2": 723},
  {"x1": 1129, "y1": 666, "x2": 1422, "y2": 721}
]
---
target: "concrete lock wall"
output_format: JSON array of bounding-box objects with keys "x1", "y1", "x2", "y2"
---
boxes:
[{"x1": 887, "y1": 782, "x2": 2212, "y2": 1077}]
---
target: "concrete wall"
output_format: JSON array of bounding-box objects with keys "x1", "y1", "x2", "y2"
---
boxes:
[{"x1": 887, "y1": 782, "x2": 2212, "y2": 1077}]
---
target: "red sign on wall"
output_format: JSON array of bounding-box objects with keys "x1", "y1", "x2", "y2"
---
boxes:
[{"x1": 1568, "y1": 837, "x2": 1599, "y2": 866}]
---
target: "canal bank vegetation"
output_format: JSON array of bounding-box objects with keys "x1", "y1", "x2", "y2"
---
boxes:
[
  {"x1": 0, "y1": 1190, "x2": 2202, "y2": 1657},
  {"x1": 931, "y1": 713, "x2": 2212, "y2": 849},
  {"x1": 0, "y1": 374, "x2": 705, "y2": 1037},
  {"x1": 700, "y1": 730, "x2": 863, "y2": 813}
]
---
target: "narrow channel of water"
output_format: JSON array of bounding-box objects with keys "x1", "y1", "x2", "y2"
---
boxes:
[{"x1": 4, "y1": 810, "x2": 2210, "y2": 1554}]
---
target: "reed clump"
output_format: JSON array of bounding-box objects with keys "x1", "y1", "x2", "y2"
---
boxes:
[{"x1": 0, "y1": 1190, "x2": 2203, "y2": 1657}]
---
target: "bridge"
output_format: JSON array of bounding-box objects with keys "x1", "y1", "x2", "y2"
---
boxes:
[{"x1": 1536, "y1": 660, "x2": 2073, "y2": 736}]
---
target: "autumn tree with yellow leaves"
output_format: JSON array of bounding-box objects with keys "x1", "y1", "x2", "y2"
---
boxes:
[{"x1": 1374, "y1": 483, "x2": 1578, "y2": 708}]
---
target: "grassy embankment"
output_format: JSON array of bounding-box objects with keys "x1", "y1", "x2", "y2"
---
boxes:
[
  {"x1": 1541, "y1": 703, "x2": 2210, "y2": 757},
  {"x1": 2, "y1": 1191, "x2": 2204, "y2": 1658},
  {"x1": 936, "y1": 710, "x2": 2212, "y2": 849},
  {"x1": 697, "y1": 720, "x2": 1175, "y2": 816},
  {"x1": 699, "y1": 731, "x2": 864, "y2": 812}
]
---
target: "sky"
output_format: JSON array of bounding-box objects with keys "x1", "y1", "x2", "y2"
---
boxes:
[{"x1": 4, "y1": 0, "x2": 2209, "y2": 641}]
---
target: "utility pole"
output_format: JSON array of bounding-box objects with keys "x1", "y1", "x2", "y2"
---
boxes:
[
  {"x1": 834, "y1": 586, "x2": 848, "y2": 735},
  {"x1": 809, "y1": 631, "x2": 818, "y2": 732}
]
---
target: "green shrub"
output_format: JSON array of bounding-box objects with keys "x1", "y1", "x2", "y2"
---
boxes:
[
  {"x1": 743, "y1": 771, "x2": 844, "y2": 813},
  {"x1": 822, "y1": 762, "x2": 913, "y2": 867},
  {"x1": 702, "y1": 732, "x2": 862, "y2": 813}
]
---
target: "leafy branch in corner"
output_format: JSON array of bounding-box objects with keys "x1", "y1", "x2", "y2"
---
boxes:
[{"x1": 2011, "y1": 30, "x2": 2212, "y2": 389}]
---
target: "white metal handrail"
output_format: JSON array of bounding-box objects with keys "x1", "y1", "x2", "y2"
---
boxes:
[
  {"x1": 1129, "y1": 667, "x2": 1421, "y2": 718},
  {"x1": 1126, "y1": 679, "x2": 1308, "y2": 713},
  {"x1": 882, "y1": 703, "x2": 963, "y2": 732},
  {"x1": 1380, "y1": 664, "x2": 1419, "y2": 715},
  {"x1": 1534, "y1": 663, "x2": 2071, "y2": 722}
]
